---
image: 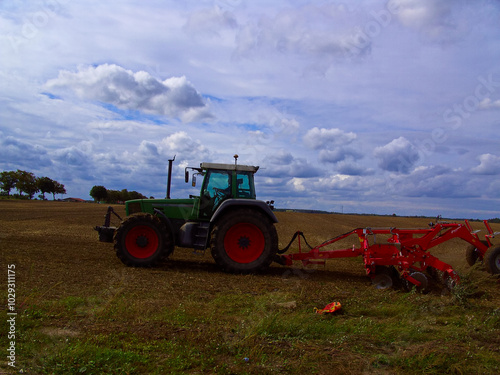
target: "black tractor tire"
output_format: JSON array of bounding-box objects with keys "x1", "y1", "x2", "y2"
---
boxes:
[
  {"x1": 483, "y1": 245, "x2": 500, "y2": 275},
  {"x1": 114, "y1": 213, "x2": 173, "y2": 267},
  {"x1": 465, "y1": 241, "x2": 488, "y2": 267},
  {"x1": 210, "y1": 208, "x2": 278, "y2": 273}
]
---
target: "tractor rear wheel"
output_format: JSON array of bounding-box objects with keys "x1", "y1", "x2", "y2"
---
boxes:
[
  {"x1": 210, "y1": 208, "x2": 278, "y2": 273},
  {"x1": 114, "y1": 213, "x2": 173, "y2": 267},
  {"x1": 484, "y1": 245, "x2": 500, "y2": 274}
]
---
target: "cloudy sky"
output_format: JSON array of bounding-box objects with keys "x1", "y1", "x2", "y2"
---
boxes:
[{"x1": 1, "y1": 0, "x2": 500, "y2": 219}]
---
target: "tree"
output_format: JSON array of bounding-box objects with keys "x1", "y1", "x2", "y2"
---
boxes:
[
  {"x1": 129, "y1": 191, "x2": 147, "y2": 200},
  {"x1": 0, "y1": 171, "x2": 18, "y2": 196},
  {"x1": 120, "y1": 189, "x2": 130, "y2": 202},
  {"x1": 90, "y1": 185, "x2": 107, "y2": 202},
  {"x1": 53, "y1": 181, "x2": 66, "y2": 200},
  {"x1": 106, "y1": 189, "x2": 121, "y2": 203},
  {"x1": 37, "y1": 177, "x2": 55, "y2": 200},
  {"x1": 16, "y1": 170, "x2": 39, "y2": 199}
]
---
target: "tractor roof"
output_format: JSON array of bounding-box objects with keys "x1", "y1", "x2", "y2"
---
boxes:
[{"x1": 200, "y1": 162, "x2": 259, "y2": 173}]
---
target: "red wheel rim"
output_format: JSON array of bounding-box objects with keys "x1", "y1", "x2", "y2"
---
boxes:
[
  {"x1": 125, "y1": 225, "x2": 159, "y2": 259},
  {"x1": 224, "y1": 222, "x2": 265, "y2": 263}
]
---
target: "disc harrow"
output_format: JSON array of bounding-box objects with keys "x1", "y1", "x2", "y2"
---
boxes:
[{"x1": 278, "y1": 219, "x2": 499, "y2": 290}]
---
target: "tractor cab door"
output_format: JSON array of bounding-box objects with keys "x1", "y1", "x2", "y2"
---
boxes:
[{"x1": 199, "y1": 169, "x2": 232, "y2": 218}]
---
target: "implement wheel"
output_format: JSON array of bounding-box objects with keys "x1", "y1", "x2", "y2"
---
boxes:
[
  {"x1": 114, "y1": 213, "x2": 173, "y2": 267},
  {"x1": 465, "y1": 241, "x2": 488, "y2": 266},
  {"x1": 484, "y1": 245, "x2": 500, "y2": 274},
  {"x1": 210, "y1": 208, "x2": 278, "y2": 273}
]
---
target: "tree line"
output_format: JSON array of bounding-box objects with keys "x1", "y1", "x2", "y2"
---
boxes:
[
  {"x1": 90, "y1": 185, "x2": 148, "y2": 203},
  {"x1": 0, "y1": 170, "x2": 66, "y2": 200}
]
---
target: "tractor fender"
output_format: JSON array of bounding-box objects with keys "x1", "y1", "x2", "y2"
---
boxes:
[
  {"x1": 153, "y1": 208, "x2": 176, "y2": 240},
  {"x1": 210, "y1": 199, "x2": 278, "y2": 224}
]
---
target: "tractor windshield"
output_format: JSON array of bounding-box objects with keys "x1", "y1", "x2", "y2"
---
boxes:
[
  {"x1": 203, "y1": 170, "x2": 231, "y2": 198},
  {"x1": 199, "y1": 170, "x2": 232, "y2": 217}
]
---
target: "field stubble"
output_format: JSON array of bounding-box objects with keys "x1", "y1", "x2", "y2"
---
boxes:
[{"x1": 0, "y1": 201, "x2": 499, "y2": 374}]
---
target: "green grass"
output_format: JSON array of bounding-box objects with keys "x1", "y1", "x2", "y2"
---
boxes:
[{"x1": 3, "y1": 276, "x2": 498, "y2": 375}]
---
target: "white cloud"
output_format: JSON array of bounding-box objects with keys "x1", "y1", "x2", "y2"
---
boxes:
[
  {"x1": 288, "y1": 177, "x2": 306, "y2": 192},
  {"x1": 234, "y1": 3, "x2": 372, "y2": 63},
  {"x1": 138, "y1": 141, "x2": 160, "y2": 158},
  {"x1": 387, "y1": 165, "x2": 480, "y2": 199},
  {"x1": 389, "y1": 0, "x2": 468, "y2": 43},
  {"x1": 314, "y1": 173, "x2": 368, "y2": 193},
  {"x1": 335, "y1": 161, "x2": 370, "y2": 176},
  {"x1": 471, "y1": 154, "x2": 500, "y2": 175},
  {"x1": 0, "y1": 135, "x2": 52, "y2": 169},
  {"x1": 184, "y1": 6, "x2": 237, "y2": 37},
  {"x1": 478, "y1": 98, "x2": 500, "y2": 110},
  {"x1": 45, "y1": 64, "x2": 213, "y2": 123},
  {"x1": 319, "y1": 148, "x2": 362, "y2": 164},
  {"x1": 261, "y1": 150, "x2": 321, "y2": 178},
  {"x1": 374, "y1": 136, "x2": 419, "y2": 174},
  {"x1": 303, "y1": 127, "x2": 357, "y2": 150}
]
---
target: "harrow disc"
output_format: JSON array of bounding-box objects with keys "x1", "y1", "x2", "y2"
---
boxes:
[
  {"x1": 405, "y1": 272, "x2": 429, "y2": 293},
  {"x1": 371, "y1": 266, "x2": 395, "y2": 290},
  {"x1": 372, "y1": 273, "x2": 393, "y2": 290}
]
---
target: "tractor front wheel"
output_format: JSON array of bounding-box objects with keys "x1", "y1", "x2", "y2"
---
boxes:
[
  {"x1": 484, "y1": 245, "x2": 500, "y2": 274},
  {"x1": 210, "y1": 209, "x2": 278, "y2": 273},
  {"x1": 114, "y1": 213, "x2": 172, "y2": 267}
]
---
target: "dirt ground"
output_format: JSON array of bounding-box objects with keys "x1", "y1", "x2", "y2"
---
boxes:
[{"x1": 1, "y1": 200, "x2": 498, "y2": 302}]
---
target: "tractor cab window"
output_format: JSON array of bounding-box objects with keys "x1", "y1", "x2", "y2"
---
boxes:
[
  {"x1": 236, "y1": 172, "x2": 255, "y2": 199},
  {"x1": 200, "y1": 170, "x2": 232, "y2": 217}
]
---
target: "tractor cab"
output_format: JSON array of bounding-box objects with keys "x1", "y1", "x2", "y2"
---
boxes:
[{"x1": 186, "y1": 162, "x2": 259, "y2": 219}]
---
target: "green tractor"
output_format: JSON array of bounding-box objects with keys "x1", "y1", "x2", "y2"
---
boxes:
[{"x1": 95, "y1": 158, "x2": 278, "y2": 273}]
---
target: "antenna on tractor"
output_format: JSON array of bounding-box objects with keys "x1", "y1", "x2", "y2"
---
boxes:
[{"x1": 234, "y1": 154, "x2": 238, "y2": 167}]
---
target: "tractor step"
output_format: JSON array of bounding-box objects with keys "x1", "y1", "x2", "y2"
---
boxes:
[{"x1": 193, "y1": 222, "x2": 210, "y2": 249}]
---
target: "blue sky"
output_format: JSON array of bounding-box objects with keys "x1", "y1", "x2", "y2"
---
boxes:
[{"x1": 1, "y1": 0, "x2": 500, "y2": 219}]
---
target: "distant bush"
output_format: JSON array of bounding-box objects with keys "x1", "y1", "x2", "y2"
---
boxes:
[{"x1": 90, "y1": 185, "x2": 147, "y2": 203}]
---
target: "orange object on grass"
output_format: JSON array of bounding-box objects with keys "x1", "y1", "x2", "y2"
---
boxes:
[{"x1": 314, "y1": 302, "x2": 341, "y2": 314}]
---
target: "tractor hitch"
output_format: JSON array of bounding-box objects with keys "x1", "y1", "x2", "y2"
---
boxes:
[{"x1": 94, "y1": 206, "x2": 122, "y2": 243}]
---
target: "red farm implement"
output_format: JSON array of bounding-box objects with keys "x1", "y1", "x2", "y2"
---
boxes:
[{"x1": 277, "y1": 219, "x2": 500, "y2": 291}]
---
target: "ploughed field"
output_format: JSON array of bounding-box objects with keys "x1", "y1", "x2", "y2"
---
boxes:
[{"x1": 1, "y1": 200, "x2": 499, "y2": 374}]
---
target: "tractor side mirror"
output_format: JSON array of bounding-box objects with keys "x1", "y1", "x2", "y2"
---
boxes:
[{"x1": 185, "y1": 170, "x2": 189, "y2": 183}]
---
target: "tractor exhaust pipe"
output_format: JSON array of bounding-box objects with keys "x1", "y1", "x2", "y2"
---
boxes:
[{"x1": 166, "y1": 155, "x2": 176, "y2": 199}]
